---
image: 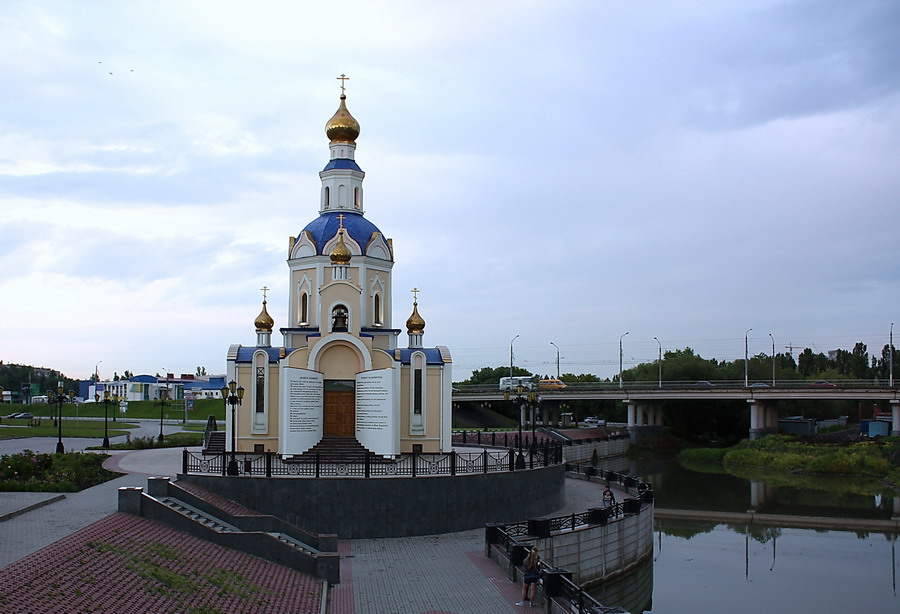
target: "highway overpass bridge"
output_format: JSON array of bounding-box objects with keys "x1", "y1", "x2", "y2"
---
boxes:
[{"x1": 452, "y1": 382, "x2": 900, "y2": 439}]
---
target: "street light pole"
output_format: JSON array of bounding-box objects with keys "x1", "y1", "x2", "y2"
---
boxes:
[
  {"x1": 619, "y1": 332, "x2": 629, "y2": 389},
  {"x1": 744, "y1": 328, "x2": 753, "y2": 387},
  {"x1": 509, "y1": 335, "x2": 519, "y2": 382},
  {"x1": 769, "y1": 333, "x2": 776, "y2": 386},
  {"x1": 653, "y1": 336, "x2": 662, "y2": 388},
  {"x1": 550, "y1": 342, "x2": 560, "y2": 379},
  {"x1": 103, "y1": 391, "x2": 111, "y2": 448},
  {"x1": 890, "y1": 322, "x2": 894, "y2": 388},
  {"x1": 157, "y1": 387, "x2": 169, "y2": 442}
]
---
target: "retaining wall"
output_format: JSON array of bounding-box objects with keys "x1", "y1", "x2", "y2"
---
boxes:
[
  {"x1": 561, "y1": 438, "x2": 630, "y2": 464},
  {"x1": 179, "y1": 463, "x2": 566, "y2": 538}
]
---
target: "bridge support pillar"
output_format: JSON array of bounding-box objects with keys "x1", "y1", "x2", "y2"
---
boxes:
[
  {"x1": 748, "y1": 400, "x2": 778, "y2": 440},
  {"x1": 627, "y1": 403, "x2": 637, "y2": 441},
  {"x1": 891, "y1": 400, "x2": 899, "y2": 437}
]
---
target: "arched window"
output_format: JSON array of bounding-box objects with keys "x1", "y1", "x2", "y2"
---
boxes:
[
  {"x1": 323, "y1": 186, "x2": 330, "y2": 209},
  {"x1": 300, "y1": 292, "x2": 308, "y2": 326},
  {"x1": 373, "y1": 293, "x2": 382, "y2": 326},
  {"x1": 354, "y1": 187, "x2": 361, "y2": 209}
]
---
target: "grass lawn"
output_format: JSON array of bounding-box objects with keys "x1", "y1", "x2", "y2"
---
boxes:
[
  {"x1": 2, "y1": 398, "x2": 226, "y2": 421},
  {"x1": 0, "y1": 418, "x2": 138, "y2": 439}
]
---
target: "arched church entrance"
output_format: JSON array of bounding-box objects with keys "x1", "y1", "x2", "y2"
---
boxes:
[{"x1": 324, "y1": 380, "x2": 355, "y2": 437}]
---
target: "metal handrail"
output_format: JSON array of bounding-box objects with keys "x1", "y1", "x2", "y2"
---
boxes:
[{"x1": 182, "y1": 443, "x2": 565, "y2": 478}]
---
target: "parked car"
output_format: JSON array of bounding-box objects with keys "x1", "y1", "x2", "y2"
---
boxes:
[
  {"x1": 16, "y1": 412, "x2": 34, "y2": 420},
  {"x1": 3, "y1": 412, "x2": 22, "y2": 419},
  {"x1": 748, "y1": 382, "x2": 769, "y2": 388},
  {"x1": 694, "y1": 381, "x2": 716, "y2": 387}
]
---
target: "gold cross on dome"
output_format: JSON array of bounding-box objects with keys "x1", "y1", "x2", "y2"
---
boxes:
[
  {"x1": 261, "y1": 286, "x2": 269, "y2": 301},
  {"x1": 336, "y1": 73, "x2": 349, "y2": 95},
  {"x1": 411, "y1": 287, "x2": 420, "y2": 302},
  {"x1": 336, "y1": 213, "x2": 346, "y2": 229}
]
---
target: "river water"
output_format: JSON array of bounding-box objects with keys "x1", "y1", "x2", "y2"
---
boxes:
[{"x1": 590, "y1": 456, "x2": 899, "y2": 613}]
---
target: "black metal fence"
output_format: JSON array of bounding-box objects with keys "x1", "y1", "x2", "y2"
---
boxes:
[
  {"x1": 451, "y1": 430, "x2": 629, "y2": 449},
  {"x1": 182, "y1": 442, "x2": 564, "y2": 478}
]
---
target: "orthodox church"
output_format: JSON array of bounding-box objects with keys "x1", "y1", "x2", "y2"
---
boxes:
[{"x1": 225, "y1": 82, "x2": 452, "y2": 458}]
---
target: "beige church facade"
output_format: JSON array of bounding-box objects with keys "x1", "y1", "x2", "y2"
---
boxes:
[{"x1": 225, "y1": 88, "x2": 452, "y2": 458}]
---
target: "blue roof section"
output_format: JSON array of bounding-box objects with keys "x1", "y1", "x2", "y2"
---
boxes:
[
  {"x1": 322, "y1": 158, "x2": 363, "y2": 172},
  {"x1": 396, "y1": 348, "x2": 446, "y2": 365},
  {"x1": 300, "y1": 211, "x2": 386, "y2": 258},
  {"x1": 235, "y1": 347, "x2": 283, "y2": 363}
]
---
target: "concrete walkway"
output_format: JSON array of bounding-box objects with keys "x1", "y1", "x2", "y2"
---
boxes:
[{"x1": 0, "y1": 440, "x2": 620, "y2": 613}]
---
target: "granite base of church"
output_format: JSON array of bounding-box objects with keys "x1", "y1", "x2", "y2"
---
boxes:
[{"x1": 178, "y1": 464, "x2": 567, "y2": 538}]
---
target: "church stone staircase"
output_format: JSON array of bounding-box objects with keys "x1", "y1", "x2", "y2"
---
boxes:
[{"x1": 294, "y1": 436, "x2": 387, "y2": 463}]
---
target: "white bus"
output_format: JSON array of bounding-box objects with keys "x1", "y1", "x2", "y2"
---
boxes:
[{"x1": 499, "y1": 376, "x2": 535, "y2": 391}]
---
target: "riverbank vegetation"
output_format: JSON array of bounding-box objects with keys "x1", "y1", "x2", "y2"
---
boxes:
[
  {"x1": 0, "y1": 450, "x2": 120, "y2": 492},
  {"x1": 680, "y1": 434, "x2": 900, "y2": 488}
]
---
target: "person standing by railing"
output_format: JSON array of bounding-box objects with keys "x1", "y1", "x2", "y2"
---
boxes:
[
  {"x1": 602, "y1": 485, "x2": 617, "y2": 515},
  {"x1": 516, "y1": 546, "x2": 541, "y2": 607}
]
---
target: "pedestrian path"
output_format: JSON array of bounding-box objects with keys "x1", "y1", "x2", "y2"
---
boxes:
[{"x1": 0, "y1": 441, "x2": 623, "y2": 613}]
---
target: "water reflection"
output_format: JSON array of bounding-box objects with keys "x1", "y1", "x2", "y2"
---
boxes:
[
  {"x1": 587, "y1": 555, "x2": 653, "y2": 614},
  {"x1": 612, "y1": 456, "x2": 900, "y2": 613},
  {"x1": 630, "y1": 455, "x2": 898, "y2": 520},
  {"x1": 648, "y1": 519, "x2": 898, "y2": 613}
]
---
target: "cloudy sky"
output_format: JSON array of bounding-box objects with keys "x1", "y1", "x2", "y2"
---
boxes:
[{"x1": 2, "y1": 0, "x2": 898, "y2": 383}]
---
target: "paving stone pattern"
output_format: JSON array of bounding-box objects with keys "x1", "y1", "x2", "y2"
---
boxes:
[{"x1": 0, "y1": 513, "x2": 323, "y2": 614}]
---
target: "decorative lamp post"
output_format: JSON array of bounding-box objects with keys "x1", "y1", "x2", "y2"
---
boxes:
[
  {"x1": 221, "y1": 380, "x2": 245, "y2": 476},
  {"x1": 769, "y1": 333, "x2": 776, "y2": 386},
  {"x1": 619, "y1": 332, "x2": 629, "y2": 389},
  {"x1": 550, "y1": 342, "x2": 561, "y2": 379},
  {"x1": 653, "y1": 336, "x2": 662, "y2": 388},
  {"x1": 156, "y1": 388, "x2": 170, "y2": 442},
  {"x1": 102, "y1": 391, "x2": 112, "y2": 448},
  {"x1": 54, "y1": 386, "x2": 66, "y2": 454},
  {"x1": 744, "y1": 328, "x2": 753, "y2": 387},
  {"x1": 503, "y1": 384, "x2": 534, "y2": 468}
]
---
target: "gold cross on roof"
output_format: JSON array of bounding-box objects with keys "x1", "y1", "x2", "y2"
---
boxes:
[
  {"x1": 261, "y1": 286, "x2": 269, "y2": 301},
  {"x1": 411, "y1": 287, "x2": 420, "y2": 302},
  {"x1": 337, "y1": 73, "x2": 349, "y2": 95},
  {"x1": 336, "y1": 213, "x2": 346, "y2": 229}
]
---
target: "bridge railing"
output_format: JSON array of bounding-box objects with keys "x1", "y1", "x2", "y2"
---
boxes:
[{"x1": 452, "y1": 379, "x2": 899, "y2": 394}]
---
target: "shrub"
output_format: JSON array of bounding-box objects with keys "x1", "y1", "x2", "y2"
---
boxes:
[
  {"x1": 0, "y1": 450, "x2": 119, "y2": 492},
  {"x1": 679, "y1": 448, "x2": 730, "y2": 463}
]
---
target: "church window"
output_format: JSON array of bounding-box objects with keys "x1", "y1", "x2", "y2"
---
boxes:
[
  {"x1": 300, "y1": 292, "x2": 309, "y2": 325},
  {"x1": 338, "y1": 184, "x2": 346, "y2": 207},
  {"x1": 354, "y1": 187, "x2": 361, "y2": 209},
  {"x1": 256, "y1": 367, "x2": 265, "y2": 413},
  {"x1": 413, "y1": 368, "x2": 423, "y2": 415},
  {"x1": 373, "y1": 293, "x2": 382, "y2": 326},
  {"x1": 324, "y1": 186, "x2": 330, "y2": 209}
]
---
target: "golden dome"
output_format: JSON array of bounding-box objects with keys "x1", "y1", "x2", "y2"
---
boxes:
[
  {"x1": 254, "y1": 300, "x2": 274, "y2": 331},
  {"x1": 330, "y1": 229, "x2": 352, "y2": 264},
  {"x1": 325, "y1": 95, "x2": 360, "y2": 143},
  {"x1": 406, "y1": 301, "x2": 426, "y2": 335}
]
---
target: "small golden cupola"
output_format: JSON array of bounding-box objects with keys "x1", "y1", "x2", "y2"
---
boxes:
[
  {"x1": 330, "y1": 228, "x2": 352, "y2": 265},
  {"x1": 254, "y1": 287, "x2": 274, "y2": 348},
  {"x1": 406, "y1": 288, "x2": 426, "y2": 348},
  {"x1": 325, "y1": 95, "x2": 360, "y2": 144}
]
